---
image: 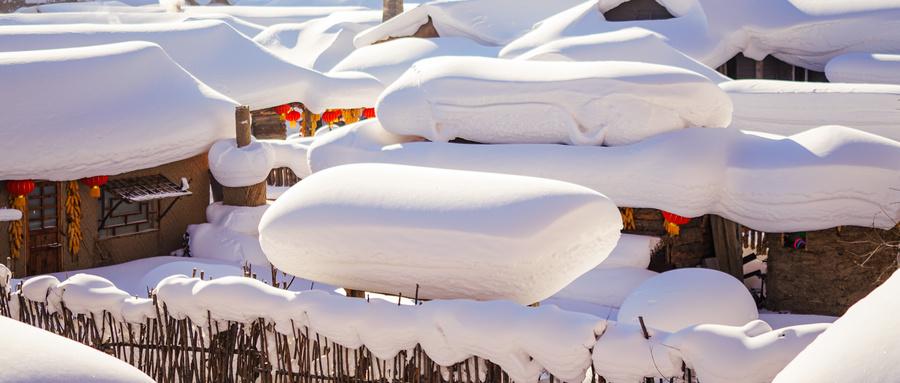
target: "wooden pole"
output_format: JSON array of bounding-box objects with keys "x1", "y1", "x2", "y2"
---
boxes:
[{"x1": 222, "y1": 106, "x2": 267, "y2": 207}]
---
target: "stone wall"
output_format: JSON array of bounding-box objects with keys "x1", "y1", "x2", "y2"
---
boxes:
[{"x1": 765, "y1": 225, "x2": 899, "y2": 316}]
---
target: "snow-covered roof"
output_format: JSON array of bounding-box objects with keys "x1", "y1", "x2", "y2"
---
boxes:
[
  {"x1": 354, "y1": 0, "x2": 586, "y2": 47},
  {"x1": 501, "y1": 0, "x2": 900, "y2": 71},
  {"x1": 253, "y1": 10, "x2": 381, "y2": 71},
  {"x1": 0, "y1": 20, "x2": 383, "y2": 111},
  {"x1": 0, "y1": 11, "x2": 266, "y2": 37},
  {"x1": 0, "y1": 315, "x2": 153, "y2": 382},
  {"x1": 0, "y1": 42, "x2": 237, "y2": 181},
  {"x1": 376, "y1": 56, "x2": 732, "y2": 146},
  {"x1": 309, "y1": 121, "x2": 900, "y2": 232},
  {"x1": 825, "y1": 53, "x2": 900, "y2": 85},
  {"x1": 330, "y1": 36, "x2": 498, "y2": 85},
  {"x1": 180, "y1": 5, "x2": 370, "y2": 27}
]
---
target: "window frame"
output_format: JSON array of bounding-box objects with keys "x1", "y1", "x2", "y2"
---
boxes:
[{"x1": 98, "y1": 189, "x2": 160, "y2": 239}]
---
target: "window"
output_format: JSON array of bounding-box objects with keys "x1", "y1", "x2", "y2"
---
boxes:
[
  {"x1": 28, "y1": 182, "x2": 59, "y2": 231},
  {"x1": 99, "y1": 191, "x2": 159, "y2": 238}
]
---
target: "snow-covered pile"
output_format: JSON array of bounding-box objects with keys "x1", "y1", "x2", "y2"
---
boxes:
[
  {"x1": 826, "y1": 53, "x2": 900, "y2": 85},
  {"x1": 253, "y1": 10, "x2": 380, "y2": 71},
  {"x1": 617, "y1": 269, "x2": 758, "y2": 333},
  {"x1": 354, "y1": 0, "x2": 585, "y2": 47},
  {"x1": 0, "y1": 209, "x2": 22, "y2": 222},
  {"x1": 209, "y1": 137, "x2": 312, "y2": 187},
  {"x1": 187, "y1": 202, "x2": 271, "y2": 266},
  {"x1": 260, "y1": 163, "x2": 623, "y2": 304},
  {"x1": 501, "y1": 0, "x2": 900, "y2": 71},
  {"x1": 376, "y1": 57, "x2": 732, "y2": 146},
  {"x1": 0, "y1": 12, "x2": 266, "y2": 37},
  {"x1": 0, "y1": 20, "x2": 382, "y2": 110},
  {"x1": 330, "y1": 36, "x2": 500, "y2": 85},
  {"x1": 774, "y1": 269, "x2": 900, "y2": 383},
  {"x1": 515, "y1": 27, "x2": 729, "y2": 84},
  {"x1": 0, "y1": 41, "x2": 236, "y2": 181},
  {"x1": 0, "y1": 316, "x2": 154, "y2": 383},
  {"x1": 309, "y1": 120, "x2": 900, "y2": 232},
  {"x1": 723, "y1": 80, "x2": 900, "y2": 141}
]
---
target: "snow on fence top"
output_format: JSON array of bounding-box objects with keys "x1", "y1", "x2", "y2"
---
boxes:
[
  {"x1": 0, "y1": 20, "x2": 384, "y2": 111},
  {"x1": 0, "y1": 41, "x2": 237, "y2": 181},
  {"x1": 253, "y1": 10, "x2": 381, "y2": 71},
  {"x1": 500, "y1": 0, "x2": 900, "y2": 71},
  {"x1": 0, "y1": 209, "x2": 22, "y2": 222},
  {"x1": 259, "y1": 163, "x2": 623, "y2": 304},
  {"x1": 353, "y1": 0, "x2": 586, "y2": 47},
  {"x1": 376, "y1": 56, "x2": 732, "y2": 146},
  {"x1": 309, "y1": 120, "x2": 900, "y2": 232}
]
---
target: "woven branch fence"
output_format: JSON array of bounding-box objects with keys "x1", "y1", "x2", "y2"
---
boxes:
[{"x1": 1, "y1": 291, "x2": 618, "y2": 383}]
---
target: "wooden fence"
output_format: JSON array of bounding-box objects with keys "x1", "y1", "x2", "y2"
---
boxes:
[{"x1": 267, "y1": 167, "x2": 301, "y2": 188}]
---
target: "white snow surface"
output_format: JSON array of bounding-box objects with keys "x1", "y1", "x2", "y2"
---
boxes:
[
  {"x1": 723, "y1": 79, "x2": 900, "y2": 141},
  {"x1": 187, "y1": 202, "x2": 272, "y2": 266},
  {"x1": 0, "y1": 316, "x2": 154, "y2": 382},
  {"x1": 599, "y1": 234, "x2": 658, "y2": 270},
  {"x1": 826, "y1": 53, "x2": 900, "y2": 85},
  {"x1": 353, "y1": 0, "x2": 586, "y2": 47},
  {"x1": 253, "y1": 10, "x2": 381, "y2": 71},
  {"x1": 330, "y1": 36, "x2": 500, "y2": 86},
  {"x1": 774, "y1": 269, "x2": 900, "y2": 383},
  {"x1": 309, "y1": 120, "x2": 900, "y2": 232},
  {"x1": 0, "y1": 208, "x2": 22, "y2": 222},
  {"x1": 515, "y1": 27, "x2": 730, "y2": 84},
  {"x1": 0, "y1": 20, "x2": 383, "y2": 111},
  {"x1": 376, "y1": 57, "x2": 732, "y2": 146},
  {"x1": 500, "y1": 0, "x2": 900, "y2": 71},
  {"x1": 209, "y1": 137, "x2": 312, "y2": 187},
  {"x1": 0, "y1": 42, "x2": 236, "y2": 181},
  {"x1": 552, "y1": 267, "x2": 657, "y2": 309},
  {"x1": 617, "y1": 269, "x2": 758, "y2": 333},
  {"x1": 0, "y1": 11, "x2": 266, "y2": 37},
  {"x1": 181, "y1": 5, "x2": 369, "y2": 27},
  {"x1": 259, "y1": 163, "x2": 623, "y2": 304}
]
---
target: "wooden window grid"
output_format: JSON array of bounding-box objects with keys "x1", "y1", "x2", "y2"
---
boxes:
[
  {"x1": 99, "y1": 190, "x2": 159, "y2": 239},
  {"x1": 27, "y1": 182, "x2": 58, "y2": 231}
]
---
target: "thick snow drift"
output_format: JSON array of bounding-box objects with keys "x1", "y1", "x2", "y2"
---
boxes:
[
  {"x1": 553, "y1": 267, "x2": 657, "y2": 309},
  {"x1": 599, "y1": 234, "x2": 658, "y2": 270},
  {"x1": 0, "y1": 12, "x2": 266, "y2": 37},
  {"x1": 354, "y1": 0, "x2": 586, "y2": 47},
  {"x1": 515, "y1": 27, "x2": 729, "y2": 84},
  {"x1": 825, "y1": 53, "x2": 900, "y2": 85},
  {"x1": 330, "y1": 36, "x2": 500, "y2": 86},
  {"x1": 0, "y1": 21, "x2": 382, "y2": 111},
  {"x1": 259, "y1": 163, "x2": 623, "y2": 304},
  {"x1": 182, "y1": 5, "x2": 370, "y2": 27},
  {"x1": 187, "y1": 202, "x2": 271, "y2": 266},
  {"x1": 500, "y1": 0, "x2": 900, "y2": 71},
  {"x1": 376, "y1": 57, "x2": 732, "y2": 146},
  {"x1": 774, "y1": 269, "x2": 900, "y2": 383},
  {"x1": 309, "y1": 120, "x2": 900, "y2": 232},
  {"x1": 723, "y1": 80, "x2": 900, "y2": 141},
  {"x1": 617, "y1": 269, "x2": 758, "y2": 333},
  {"x1": 0, "y1": 42, "x2": 236, "y2": 181},
  {"x1": 209, "y1": 137, "x2": 312, "y2": 187},
  {"x1": 253, "y1": 10, "x2": 381, "y2": 71},
  {"x1": 0, "y1": 315, "x2": 153, "y2": 382}
]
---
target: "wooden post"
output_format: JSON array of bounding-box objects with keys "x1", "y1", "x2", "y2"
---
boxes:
[
  {"x1": 222, "y1": 106, "x2": 267, "y2": 207},
  {"x1": 301, "y1": 106, "x2": 312, "y2": 138},
  {"x1": 382, "y1": 0, "x2": 403, "y2": 21}
]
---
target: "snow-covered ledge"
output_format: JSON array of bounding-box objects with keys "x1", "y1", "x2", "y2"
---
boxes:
[{"x1": 0, "y1": 208, "x2": 22, "y2": 222}]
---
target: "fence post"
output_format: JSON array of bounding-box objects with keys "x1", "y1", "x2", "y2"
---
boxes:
[{"x1": 222, "y1": 106, "x2": 267, "y2": 207}]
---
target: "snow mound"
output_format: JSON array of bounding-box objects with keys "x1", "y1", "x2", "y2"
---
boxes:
[
  {"x1": 592, "y1": 322, "x2": 680, "y2": 383},
  {"x1": 15, "y1": 1, "x2": 161, "y2": 13},
  {"x1": 826, "y1": 53, "x2": 900, "y2": 85},
  {"x1": 516, "y1": 27, "x2": 729, "y2": 84},
  {"x1": 723, "y1": 79, "x2": 900, "y2": 141},
  {"x1": 0, "y1": 12, "x2": 265, "y2": 37},
  {"x1": 0, "y1": 41, "x2": 236, "y2": 181},
  {"x1": 666, "y1": 320, "x2": 829, "y2": 383},
  {"x1": 500, "y1": 0, "x2": 900, "y2": 71},
  {"x1": 616, "y1": 269, "x2": 758, "y2": 333},
  {"x1": 253, "y1": 10, "x2": 381, "y2": 71},
  {"x1": 553, "y1": 267, "x2": 657, "y2": 308},
  {"x1": 330, "y1": 36, "x2": 500, "y2": 86},
  {"x1": 187, "y1": 202, "x2": 271, "y2": 266},
  {"x1": 774, "y1": 269, "x2": 900, "y2": 383},
  {"x1": 376, "y1": 56, "x2": 732, "y2": 146},
  {"x1": 600, "y1": 234, "x2": 658, "y2": 269},
  {"x1": 259, "y1": 163, "x2": 623, "y2": 304},
  {"x1": 0, "y1": 20, "x2": 383, "y2": 111},
  {"x1": 0, "y1": 316, "x2": 154, "y2": 382},
  {"x1": 209, "y1": 137, "x2": 311, "y2": 187},
  {"x1": 309, "y1": 120, "x2": 900, "y2": 232},
  {"x1": 353, "y1": 0, "x2": 586, "y2": 47},
  {"x1": 182, "y1": 5, "x2": 370, "y2": 27}
]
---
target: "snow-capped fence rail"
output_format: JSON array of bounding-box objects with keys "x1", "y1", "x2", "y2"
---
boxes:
[{"x1": 0, "y1": 271, "x2": 619, "y2": 383}]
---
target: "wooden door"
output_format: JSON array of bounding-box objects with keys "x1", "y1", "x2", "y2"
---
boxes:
[{"x1": 26, "y1": 181, "x2": 62, "y2": 275}]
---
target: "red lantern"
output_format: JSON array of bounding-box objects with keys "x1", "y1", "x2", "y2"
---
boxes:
[
  {"x1": 661, "y1": 211, "x2": 691, "y2": 236},
  {"x1": 274, "y1": 104, "x2": 292, "y2": 117},
  {"x1": 285, "y1": 109, "x2": 302, "y2": 127},
  {"x1": 6, "y1": 180, "x2": 35, "y2": 200},
  {"x1": 362, "y1": 107, "x2": 376, "y2": 119},
  {"x1": 81, "y1": 176, "x2": 109, "y2": 199},
  {"x1": 322, "y1": 109, "x2": 341, "y2": 125}
]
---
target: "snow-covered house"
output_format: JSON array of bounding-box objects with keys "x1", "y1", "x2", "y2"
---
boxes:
[{"x1": 0, "y1": 42, "x2": 237, "y2": 278}]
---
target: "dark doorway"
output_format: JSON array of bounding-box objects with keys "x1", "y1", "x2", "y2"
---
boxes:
[{"x1": 27, "y1": 181, "x2": 62, "y2": 275}]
